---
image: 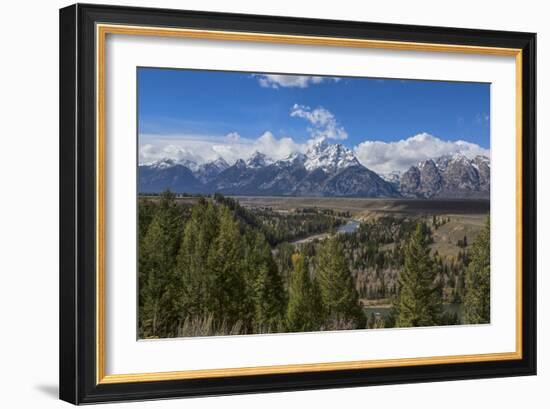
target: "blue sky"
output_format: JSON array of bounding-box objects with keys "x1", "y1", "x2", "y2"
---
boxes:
[{"x1": 138, "y1": 67, "x2": 490, "y2": 173}]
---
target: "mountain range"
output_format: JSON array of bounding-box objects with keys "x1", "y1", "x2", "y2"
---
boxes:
[
  {"x1": 399, "y1": 154, "x2": 490, "y2": 198},
  {"x1": 139, "y1": 139, "x2": 490, "y2": 199}
]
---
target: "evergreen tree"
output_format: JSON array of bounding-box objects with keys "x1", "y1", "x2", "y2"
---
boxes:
[
  {"x1": 206, "y1": 205, "x2": 247, "y2": 328},
  {"x1": 394, "y1": 222, "x2": 442, "y2": 327},
  {"x1": 176, "y1": 199, "x2": 219, "y2": 321},
  {"x1": 139, "y1": 190, "x2": 184, "y2": 337},
  {"x1": 286, "y1": 254, "x2": 324, "y2": 332},
  {"x1": 274, "y1": 242, "x2": 296, "y2": 288},
  {"x1": 244, "y1": 232, "x2": 286, "y2": 333},
  {"x1": 464, "y1": 218, "x2": 490, "y2": 324},
  {"x1": 138, "y1": 198, "x2": 156, "y2": 243},
  {"x1": 316, "y1": 236, "x2": 365, "y2": 329}
]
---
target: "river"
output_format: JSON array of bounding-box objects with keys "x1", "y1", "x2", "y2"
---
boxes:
[
  {"x1": 337, "y1": 219, "x2": 361, "y2": 234},
  {"x1": 291, "y1": 219, "x2": 361, "y2": 245}
]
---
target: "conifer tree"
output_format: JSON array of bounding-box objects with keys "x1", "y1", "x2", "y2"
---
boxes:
[
  {"x1": 138, "y1": 198, "x2": 156, "y2": 243},
  {"x1": 316, "y1": 236, "x2": 365, "y2": 329},
  {"x1": 139, "y1": 190, "x2": 184, "y2": 337},
  {"x1": 206, "y1": 205, "x2": 247, "y2": 328},
  {"x1": 244, "y1": 232, "x2": 286, "y2": 333},
  {"x1": 286, "y1": 254, "x2": 324, "y2": 332},
  {"x1": 394, "y1": 222, "x2": 442, "y2": 327},
  {"x1": 176, "y1": 198, "x2": 219, "y2": 320},
  {"x1": 464, "y1": 217, "x2": 490, "y2": 324},
  {"x1": 274, "y1": 242, "x2": 295, "y2": 288}
]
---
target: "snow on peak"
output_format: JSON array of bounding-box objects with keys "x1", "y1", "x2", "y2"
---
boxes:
[
  {"x1": 278, "y1": 152, "x2": 306, "y2": 164},
  {"x1": 246, "y1": 151, "x2": 273, "y2": 168},
  {"x1": 150, "y1": 158, "x2": 199, "y2": 171},
  {"x1": 234, "y1": 158, "x2": 247, "y2": 168},
  {"x1": 450, "y1": 152, "x2": 470, "y2": 163},
  {"x1": 304, "y1": 140, "x2": 360, "y2": 173},
  {"x1": 381, "y1": 170, "x2": 401, "y2": 184},
  {"x1": 210, "y1": 156, "x2": 230, "y2": 169},
  {"x1": 149, "y1": 158, "x2": 177, "y2": 169},
  {"x1": 197, "y1": 157, "x2": 230, "y2": 172},
  {"x1": 474, "y1": 155, "x2": 490, "y2": 164},
  {"x1": 418, "y1": 159, "x2": 437, "y2": 170}
]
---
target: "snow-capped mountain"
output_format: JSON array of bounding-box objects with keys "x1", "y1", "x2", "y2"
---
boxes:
[
  {"x1": 381, "y1": 171, "x2": 402, "y2": 187},
  {"x1": 147, "y1": 157, "x2": 201, "y2": 172},
  {"x1": 139, "y1": 161, "x2": 203, "y2": 193},
  {"x1": 303, "y1": 139, "x2": 361, "y2": 173},
  {"x1": 246, "y1": 151, "x2": 273, "y2": 168},
  {"x1": 138, "y1": 143, "x2": 490, "y2": 199},
  {"x1": 195, "y1": 157, "x2": 230, "y2": 183},
  {"x1": 400, "y1": 153, "x2": 490, "y2": 198},
  {"x1": 139, "y1": 141, "x2": 399, "y2": 197}
]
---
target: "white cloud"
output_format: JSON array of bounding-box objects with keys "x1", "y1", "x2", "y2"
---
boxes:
[
  {"x1": 225, "y1": 131, "x2": 241, "y2": 141},
  {"x1": 254, "y1": 131, "x2": 303, "y2": 158},
  {"x1": 209, "y1": 131, "x2": 303, "y2": 164},
  {"x1": 255, "y1": 74, "x2": 340, "y2": 89},
  {"x1": 139, "y1": 131, "x2": 305, "y2": 166},
  {"x1": 139, "y1": 143, "x2": 203, "y2": 165},
  {"x1": 140, "y1": 104, "x2": 349, "y2": 165},
  {"x1": 290, "y1": 104, "x2": 348, "y2": 140},
  {"x1": 354, "y1": 132, "x2": 489, "y2": 174},
  {"x1": 140, "y1": 131, "x2": 489, "y2": 175}
]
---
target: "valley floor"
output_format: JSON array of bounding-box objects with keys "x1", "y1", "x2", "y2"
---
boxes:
[
  {"x1": 232, "y1": 196, "x2": 489, "y2": 257},
  {"x1": 229, "y1": 196, "x2": 489, "y2": 217}
]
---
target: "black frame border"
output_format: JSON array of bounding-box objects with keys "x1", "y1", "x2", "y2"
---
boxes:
[{"x1": 59, "y1": 3, "x2": 536, "y2": 404}]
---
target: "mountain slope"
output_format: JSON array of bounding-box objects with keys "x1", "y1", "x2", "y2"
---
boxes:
[
  {"x1": 400, "y1": 154, "x2": 490, "y2": 198},
  {"x1": 139, "y1": 163, "x2": 204, "y2": 193},
  {"x1": 323, "y1": 165, "x2": 399, "y2": 197},
  {"x1": 195, "y1": 157, "x2": 230, "y2": 183}
]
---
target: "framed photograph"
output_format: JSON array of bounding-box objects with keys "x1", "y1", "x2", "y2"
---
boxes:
[{"x1": 59, "y1": 3, "x2": 536, "y2": 404}]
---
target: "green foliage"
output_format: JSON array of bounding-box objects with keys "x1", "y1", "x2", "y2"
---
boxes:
[
  {"x1": 244, "y1": 232, "x2": 286, "y2": 333},
  {"x1": 138, "y1": 199, "x2": 157, "y2": 243},
  {"x1": 464, "y1": 217, "x2": 490, "y2": 324},
  {"x1": 286, "y1": 254, "x2": 325, "y2": 332},
  {"x1": 316, "y1": 236, "x2": 366, "y2": 329},
  {"x1": 139, "y1": 191, "x2": 186, "y2": 338},
  {"x1": 138, "y1": 192, "x2": 489, "y2": 337},
  {"x1": 274, "y1": 242, "x2": 295, "y2": 287},
  {"x1": 394, "y1": 222, "x2": 442, "y2": 327},
  {"x1": 213, "y1": 193, "x2": 343, "y2": 246},
  {"x1": 176, "y1": 198, "x2": 219, "y2": 320},
  {"x1": 205, "y1": 205, "x2": 248, "y2": 327},
  {"x1": 140, "y1": 192, "x2": 289, "y2": 338}
]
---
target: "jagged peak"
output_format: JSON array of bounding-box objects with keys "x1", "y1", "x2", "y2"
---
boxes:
[
  {"x1": 473, "y1": 154, "x2": 490, "y2": 164},
  {"x1": 277, "y1": 151, "x2": 307, "y2": 165},
  {"x1": 198, "y1": 156, "x2": 230, "y2": 170},
  {"x1": 246, "y1": 151, "x2": 273, "y2": 168},
  {"x1": 211, "y1": 156, "x2": 229, "y2": 167},
  {"x1": 304, "y1": 140, "x2": 360, "y2": 173},
  {"x1": 148, "y1": 157, "x2": 199, "y2": 171},
  {"x1": 418, "y1": 158, "x2": 437, "y2": 170},
  {"x1": 234, "y1": 158, "x2": 247, "y2": 168},
  {"x1": 149, "y1": 158, "x2": 177, "y2": 169}
]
